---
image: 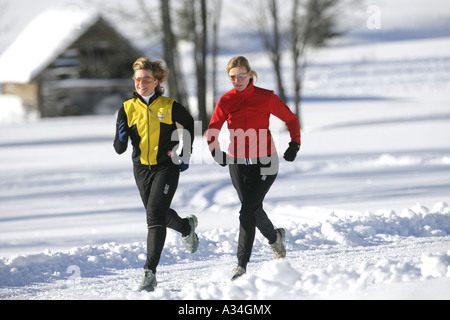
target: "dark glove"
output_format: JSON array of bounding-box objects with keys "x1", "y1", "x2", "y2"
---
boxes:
[
  {"x1": 212, "y1": 149, "x2": 228, "y2": 167},
  {"x1": 174, "y1": 151, "x2": 190, "y2": 172},
  {"x1": 283, "y1": 141, "x2": 300, "y2": 162},
  {"x1": 118, "y1": 120, "x2": 127, "y2": 142},
  {"x1": 178, "y1": 162, "x2": 189, "y2": 172}
]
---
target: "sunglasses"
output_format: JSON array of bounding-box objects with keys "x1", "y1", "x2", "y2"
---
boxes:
[
  {"x1": 132, "y1": 76, "x2": 155, "y2": 84},
  {"x1": 229, "y1": 72, "x2": 250, "y2": 81}
]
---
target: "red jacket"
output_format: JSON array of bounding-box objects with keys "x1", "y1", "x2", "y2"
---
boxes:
[{"x1": 207, "y1": 80, "x2": 301, "y2": 159}]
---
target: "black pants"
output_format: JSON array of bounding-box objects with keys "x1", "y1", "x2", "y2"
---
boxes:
[
  {"x1": 134, "y1": 164, "x2": 190, "y2": 273},
  {"x1": 229, "y1": 156, "x2": 279, "y2": 269}
]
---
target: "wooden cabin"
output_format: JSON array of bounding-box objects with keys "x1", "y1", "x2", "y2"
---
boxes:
[{"x1": 0, "y1": 8, "x2": 142, "y2": 117}]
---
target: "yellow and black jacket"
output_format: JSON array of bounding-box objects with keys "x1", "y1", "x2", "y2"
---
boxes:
[{"x1": 114, "y1": 92, "x2": 194, "y2": 167}]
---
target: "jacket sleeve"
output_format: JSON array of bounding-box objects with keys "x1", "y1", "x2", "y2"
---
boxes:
[
  {"x1": 206, "y1": 98, "x2": 228, "y2": 153},
  {"x1": 269, "y1": 94, "x2": 301, "y2": 145},
  {"x1": 173, "y1": 101, "x2": 195, "y2": 156},
  {"x1": 113, "y1": 106, "x2": 129, "y2": 155}
]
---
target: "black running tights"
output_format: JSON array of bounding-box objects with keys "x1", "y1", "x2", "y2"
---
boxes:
[{"x1": 134, "y1": 164, "x2": 190, "y2": 273}]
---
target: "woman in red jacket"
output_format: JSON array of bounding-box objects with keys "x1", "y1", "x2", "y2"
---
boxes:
[{"x1": 206, "y1": 56, "x2": 301, "y2": 280}]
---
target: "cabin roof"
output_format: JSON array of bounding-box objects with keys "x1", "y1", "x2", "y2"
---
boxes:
[{"x1": 0, "y1": 8, "x2": 125, "y2": 84}]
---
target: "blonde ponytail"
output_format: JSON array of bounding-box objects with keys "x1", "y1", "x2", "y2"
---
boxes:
[{"x1": 226, "y1": 56, "x2": 258, "y2": 83}]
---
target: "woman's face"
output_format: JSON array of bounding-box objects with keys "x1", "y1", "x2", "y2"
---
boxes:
[
  {"x1": 134, "y1": 69, "x2": 158, "y2": 97},
  {"x1": 228, "y1": 66, "x2": 251, "y2": 91}
]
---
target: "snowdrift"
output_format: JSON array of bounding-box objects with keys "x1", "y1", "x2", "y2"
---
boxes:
[{"x1": 2, "y1": 202, "x2": 449, "y2": 299}]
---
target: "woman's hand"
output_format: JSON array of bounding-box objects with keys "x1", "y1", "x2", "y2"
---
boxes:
[{"x1": 283, "y1": 142, "x2": 300, "y2": 162}]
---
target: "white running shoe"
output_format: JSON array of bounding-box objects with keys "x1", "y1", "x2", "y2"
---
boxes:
[
  {"x1": 138, "y1": 269, "x2": 157, "y2": 292},
  {"x1": 231, "y1": 266, "x2": 246, "y2": 281},
  {"x1": 270, "y1": 228, "x2": 286, "y2": 259},
  {"x1": 182, "y1": 215, "x2": 199, "y2": 253}
]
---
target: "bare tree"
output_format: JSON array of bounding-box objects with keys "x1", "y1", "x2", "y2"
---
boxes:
[
  {"x1": 97, "y1": 0, "x2": 189, "y2": 109},
  {"x1": 250, "y1": 0, "x2": 287, "y2": 102},
  {"x1": 178, "y1": 0, "x2": 209, "y2": 133},
  {"x1": 211, "y1": 0, "x2": 223, "y2": 108},
  {"x1": 249, "y1": 0, "x2": 344, "y2": 128},
  {"x1": 159, "y1": 0, "x2": 189, "y2": 109},
  {"x1": 103, "y1": 0, "x2": 189, "y2": 108},
  {"x1": 291, "y1": 0, "x2": 343, "y2": 128},
  {"x1": 194, "y1": 0, "x2": 208, "y2": 133}
]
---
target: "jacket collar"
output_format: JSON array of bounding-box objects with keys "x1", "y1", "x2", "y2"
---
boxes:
[
  {"x1": 233, "y1": 79, "x2": 255, "y2": 96},
  {"x1": 134, "y1": 91, "x2": 160, "y2": 106}
]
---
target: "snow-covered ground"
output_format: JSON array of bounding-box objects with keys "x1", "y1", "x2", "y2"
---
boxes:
[{"x1": 1, "y1": 1, "x2": 450, "y2": 301}]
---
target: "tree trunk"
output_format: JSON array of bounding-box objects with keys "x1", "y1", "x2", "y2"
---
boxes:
[
  {"x1": 194, "y1": 0, "x2": 208, "y2": 133},
  {"x1": 160, "y1": 0, "x2": 189, "y2": 109},
  {"x1": 268, "y1": 0, "x2": 286, "y2": 102},
  {"x1": 211, "y1": 0, "x2": 222, "y2": 108}
]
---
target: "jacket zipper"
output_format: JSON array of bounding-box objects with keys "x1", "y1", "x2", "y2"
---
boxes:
[{"x1": 147, "y1": 100, "x2": 157, "y2": 168}]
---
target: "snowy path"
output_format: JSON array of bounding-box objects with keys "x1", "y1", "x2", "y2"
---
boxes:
[
  {"x1": 1, "y1": 213, "x2": 450, "y2": 299},
  {"x1": 1, "y1": 91, "x2": 450, "y2": 300},
  {"x1": 1, "y1": 31, "x2": 450, "y2": 299}
]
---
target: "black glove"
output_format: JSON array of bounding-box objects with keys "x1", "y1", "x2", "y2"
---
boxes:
[
  {"x1": 174, "y1": 152, "x2": 190, "y2": 172},
  {"x1": 212, "y1": 149, "x2": 228, "y2": 167},
  {"x1": 283, "y1": 142, "x2": 300, "y2": 162},
  {"x1": 178, "y1": 161, "x2": 189, "y2": 172}
]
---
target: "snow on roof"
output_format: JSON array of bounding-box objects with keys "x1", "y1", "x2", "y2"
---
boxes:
[{"x1": 0, "y1": 8, "x2": 100, "y2": 84}]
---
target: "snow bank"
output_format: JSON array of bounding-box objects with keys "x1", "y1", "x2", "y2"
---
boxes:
[
  {"x1": 193, "y1": 250, "x2": 450, "y2": 300},
  {"x1": 318, "y1": 202, "x2": 450, "y2": 247},
  {"x1": 2, "y1": 202, "x2": 449, "y2": 299},
  {"x1": 0, "y1": 95, "x2": 26, "y2": 123}
]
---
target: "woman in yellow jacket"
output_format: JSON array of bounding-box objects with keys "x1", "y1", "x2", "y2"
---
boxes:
[{"x1": 114, "y1": 57, "x2": 198, "y2": 292}]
